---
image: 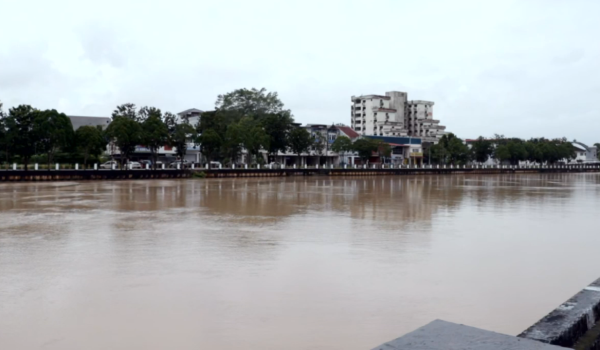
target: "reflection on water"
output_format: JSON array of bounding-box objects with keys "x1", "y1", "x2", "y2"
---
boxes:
[{"x1": 1, "y1": 174, "x2": 600, "y2": 350}]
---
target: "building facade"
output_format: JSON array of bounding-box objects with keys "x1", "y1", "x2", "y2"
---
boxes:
[
  {"x1": 364, "y1": 135, "x2": 423, "y2": 165},
  {"x1": 571, "y1": 142, "x2": 598, "y2": 163},
  {"x1": 351, "y1": 91, "x2": 446, "y2": 143}
]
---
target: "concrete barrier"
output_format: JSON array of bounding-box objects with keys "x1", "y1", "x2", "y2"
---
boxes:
[
  {"x1": 373, "y1": 320, "x2": 564, "y2": 350},
  {"x1": 519, "y1": 278, "x2": 600, "y2": 348}
]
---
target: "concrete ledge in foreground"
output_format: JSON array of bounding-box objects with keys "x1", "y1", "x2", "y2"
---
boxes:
[
  {"x1": 373, "y1": 320, "x2": 568, "y2": 350},
  {"x1": 518, "y1": 278, "x2": 600, "y2": 348}
]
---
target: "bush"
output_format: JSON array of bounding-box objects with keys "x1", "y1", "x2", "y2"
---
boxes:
[{"x1": 192, "y1": 171, "x2": 207, "y2": 179}]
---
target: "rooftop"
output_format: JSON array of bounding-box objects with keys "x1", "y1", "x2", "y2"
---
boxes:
[
  {"x1": 408, "y1": 100, "x2": 435, "y2": 106},
  {"x1": 336, "y1": 126, "x2": 360, "y2": 139},
  {"x1": 352, "y1": 94, "x2": 391, "y2": 101},
  {"x1": 177, "y1": 108, "x2": 203, "y2": 116},
  {"x1": 68, "y1": 116, "x2": 111, "y2": 130}
]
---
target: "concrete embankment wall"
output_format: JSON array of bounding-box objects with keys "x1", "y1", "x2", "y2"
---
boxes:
[
  {"x1": 0, "y1": 165, "x2": 599, "y2": 181},
  {"x1": 519, "y1": 278, "x2": 600, "y2": 350},
  {"x1": 0, "y1": 169, "x2": 193, "y2": 182},
  {"x1": 201, "y1": 166, "x2": 600, "y2": 178}
]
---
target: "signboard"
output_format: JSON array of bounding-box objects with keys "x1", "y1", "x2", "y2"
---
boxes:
[{"x1": 410, "y1": 152, "x2": 423, "y2": 157}]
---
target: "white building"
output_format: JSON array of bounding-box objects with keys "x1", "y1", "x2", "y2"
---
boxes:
[
  {"x1": 176, "y1": 108, "x2": 203, "y2": 163},
  {"x1": 351, "y1": 91, "x2": 446, "y2": 143},
  {"x1": 570, "y1": 142, "x2": 598, "y2": 163},
  {"x1": 405, "y1": 100, "x2": 446, "y2": 140},
  {"x1": 177, "y1": 108, "x2": 202, "y2": 127}
]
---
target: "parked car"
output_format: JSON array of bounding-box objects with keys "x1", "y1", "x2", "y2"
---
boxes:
[
  {"x1": 128, "y1": 161, "x2": 142, "y2": 169},
  {"x1": 209, "y1": 161, "x2": 221, "y2": 169},
  {"x1": 139, "y1": 160, "x2": 152, "y2": 168},
  {"x1": 100, "y1": 161, "x2": 118, "y2": 169},
  {"x1": 168, "y1": 160, "x2": 189, "y2": 169}
]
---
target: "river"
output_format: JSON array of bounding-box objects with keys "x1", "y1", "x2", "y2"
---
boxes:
[{"x1": 1, "y1": 174, "x2": 599, "y2": 349}]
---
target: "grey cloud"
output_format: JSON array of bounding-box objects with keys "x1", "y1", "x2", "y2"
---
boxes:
[
  {"x1": 0, "y1": 43, "x2": 56, "y2": 89},
  {"x1": 77, "y1": 23, "x2": 130, "y2": 68},
  {"x1": 1, "y1": 0, "x2": 600, "y2": 143},
  {"x1": 551, "y1": 49, "x2": 586, "y2": 65}
]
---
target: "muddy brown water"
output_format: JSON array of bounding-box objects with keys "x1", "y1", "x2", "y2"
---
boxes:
[{"x1": 1, "y1": 174, "x2": 599, "y2": 349}]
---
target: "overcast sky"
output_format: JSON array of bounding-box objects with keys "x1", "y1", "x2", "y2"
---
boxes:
[{"x1": 1, "y1": 0, "x2": 599, "y2": 142}]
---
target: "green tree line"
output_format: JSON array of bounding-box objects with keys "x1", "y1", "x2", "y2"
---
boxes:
[
  {"x1": 198, "y1": 87, "x2": 334, "y2": 166},
  {"x1": 428, "y1": 133, "x2": 578, "y2": 165},
  {"x1": 2, "y1": 92, "x2": 587, "y2": 169},
  {"x1": 199, "y1": 88, "x2": 294, "y2": 165},
  {"x1": 0, "y1": 103, "x2": 105, "y2": 170},
  {"x1": 0, "y1": 100, "x2": 192, "y2": 170}
]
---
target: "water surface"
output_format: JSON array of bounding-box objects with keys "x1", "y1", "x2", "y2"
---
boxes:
[{"x1": 1, "y1": 174, "x2": 599, "y2": 349}]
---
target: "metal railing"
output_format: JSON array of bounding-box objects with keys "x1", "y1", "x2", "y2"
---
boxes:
[{"x1": 2, "y1": 163, "x2": 599, "y2": 171}]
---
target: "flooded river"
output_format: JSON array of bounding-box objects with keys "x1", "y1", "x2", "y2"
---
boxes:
[{"x1": 1, "y1": 174, "x2": 600, "y2": 349}]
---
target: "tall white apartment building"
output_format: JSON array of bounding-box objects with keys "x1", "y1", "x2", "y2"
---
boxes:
[
  {"x1": 405, "y1": 100, "x2": 446, "y2": 140},
  {"x1": 350, "y1": 91, "x2": 446, "y2": 142}
]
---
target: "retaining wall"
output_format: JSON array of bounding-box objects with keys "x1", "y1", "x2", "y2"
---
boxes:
[
  {"x1": 0, "y1": 169, "x2": 193, "y2": 182},
  {"x1": 0, "y1": 165, "x2": 599, "y2": 181},
  {"x1": 519, "y1": 278, "x2": 600, "y2": 349}
]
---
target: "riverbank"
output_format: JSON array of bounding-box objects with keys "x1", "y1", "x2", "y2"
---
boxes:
[{"x1": 0, "y1": 164, "x2": 599, "y2": 181}]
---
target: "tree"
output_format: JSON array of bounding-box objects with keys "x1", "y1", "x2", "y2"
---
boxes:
[
  {"x1": 331, "y1": 136, "x2": 353, "y2": 153},
  {"x1": 288, "y1": 127, "x2": 312, "y2": 166},
  {"x1": 141, "y1": 109, "x2": 169, "y2": 169},
  {"x1": 35, "y1": 109, "x2": 74, "y2": 167},
  {"x1": 4, "y1": 105, "x2": 39, "y2": 170},
  {"x1": 112, "y1": 103, "x2": 138, "y2": 121},
  {"x1": 106, "y1": 116, "x2": 142, "y2": 168},
  {"x1": 137, "y1": 106, "x2": 161, "y2": 123},
  {"x1": 374, "y1": 140, "x2": 392, "y2": 162},
  {"x1": 171, "y1": 123, "x2": 196, "y2": 161},
  {"x1": 494, "y1": 139, "x2": 527, "y2": 165},
  {"x1": 557, "y1": 140, "x2": 575, "y2": 163},
  {"x1": 470, "y1": 136, "x2": 493, "y2": 163},
  {"x1": 223, "y1": 122, "x2": 244, "y2": 165},
  {"x1": 216, "y1": 87, "x2": 291, "y2": 118},
  {"x1": 430, "y1": 133, "x2": 470, "y2": 165},
  {"x1": 239, "y1": 117, "x2": 269, "y2": 164},
  {"x1": 198, "y1": 129, "x2": 222, "y2": 163},
  {"x1": 0, "y1": 101, "x2": 7, "y2": 166},
  {"x1": 259, "y1": 113, "x2": 294, "y2": 159},
  {"x1": 76, "y1": 126, "x2": 106, "y2": 166},
  {"x1": 352, "y1": 138, "x2": 378, "y2": 164}
]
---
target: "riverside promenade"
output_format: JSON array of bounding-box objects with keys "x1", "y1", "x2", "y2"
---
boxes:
[{"x1": 0, "y1": 163, "x2": 599, "y2": 182}]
